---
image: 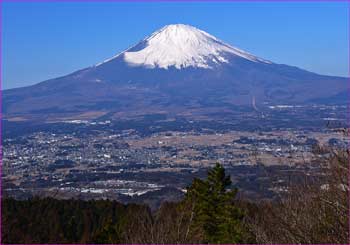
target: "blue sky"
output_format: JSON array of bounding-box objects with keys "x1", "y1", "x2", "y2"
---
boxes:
[{"x1": 2, "y1": 1, "x2": 349, "y2": 89}]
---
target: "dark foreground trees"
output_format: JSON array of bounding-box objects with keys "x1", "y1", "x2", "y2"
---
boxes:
[
  {"x1": 180, "y1": 163, "x2": 245, "y2": 243},
  {"x1": 2, "y1": 163, "x2": 245, "y2": 244},
  {"x1": 2, "y1": 147, "x2": 349, "y2": 244},
  {"x1": 136, "y1": 163, "x2": 246, "y2": 244},
  {"x1": 245, "y1": 146, "x2": 349, "y2": 244}
]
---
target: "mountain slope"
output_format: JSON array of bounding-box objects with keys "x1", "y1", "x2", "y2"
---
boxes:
[{"x1": 3, "y1": 24, "x2": 348, "y2": 122}]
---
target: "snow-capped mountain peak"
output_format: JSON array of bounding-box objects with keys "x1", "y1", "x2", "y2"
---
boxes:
[
  {"x1": 5, "y1": 23, "x2": 347, "y2": 122},
  {"x1": 99, "y1": 24, "x2": 272, "y2": 69}
]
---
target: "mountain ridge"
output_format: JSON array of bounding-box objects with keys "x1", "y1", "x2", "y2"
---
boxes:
[
  {"x1": 95, "y1": 24, "x2": 272, "y2": 69},
  {"x1": 3, "y1": 24, "x2": 348, "y2": 122}
]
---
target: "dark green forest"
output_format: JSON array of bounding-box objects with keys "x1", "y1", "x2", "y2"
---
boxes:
[{"x1": 2, "y1": 147, "x2": 349, "y2": 244}]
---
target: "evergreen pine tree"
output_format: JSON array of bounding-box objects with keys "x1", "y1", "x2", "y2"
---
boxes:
[{"x1": 184, "y1": 163, "x2": 244, "y2": 243}]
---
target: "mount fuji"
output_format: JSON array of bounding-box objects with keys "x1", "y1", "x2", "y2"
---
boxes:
[{"x1": 3, "y1": 24, "x2": 348, "y2": 122}]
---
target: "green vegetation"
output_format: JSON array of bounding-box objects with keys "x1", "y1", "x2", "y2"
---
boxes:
[
  {"x1": 2, "y1": 147, "x2": 349, "y2": 244},
  {"x1": 182, "y1": 163, "x2": 244, "y2": 243}
]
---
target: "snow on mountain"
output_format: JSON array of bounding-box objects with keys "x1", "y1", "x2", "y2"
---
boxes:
[
  {"x1": 4, "y1": 23, "x2": 347, "y2": 122},
  {"x1": 99, "y1": 24, "x2": 272, "y2": 69}
]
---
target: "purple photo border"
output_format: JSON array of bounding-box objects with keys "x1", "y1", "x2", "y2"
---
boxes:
[
  {"x1": 0, "y1": 0, "x2": 349, "y2": 245},
  {"x1": 1, "y1": 0, "x2": 3, "y2": 244},
  {"x1": 346, "y1": 1, "x2": 350, "y2": 245}
]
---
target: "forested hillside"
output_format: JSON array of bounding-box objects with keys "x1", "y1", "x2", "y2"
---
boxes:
[{"x1": 2, "y1": 147, "x2": 349, "y2": 244}]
